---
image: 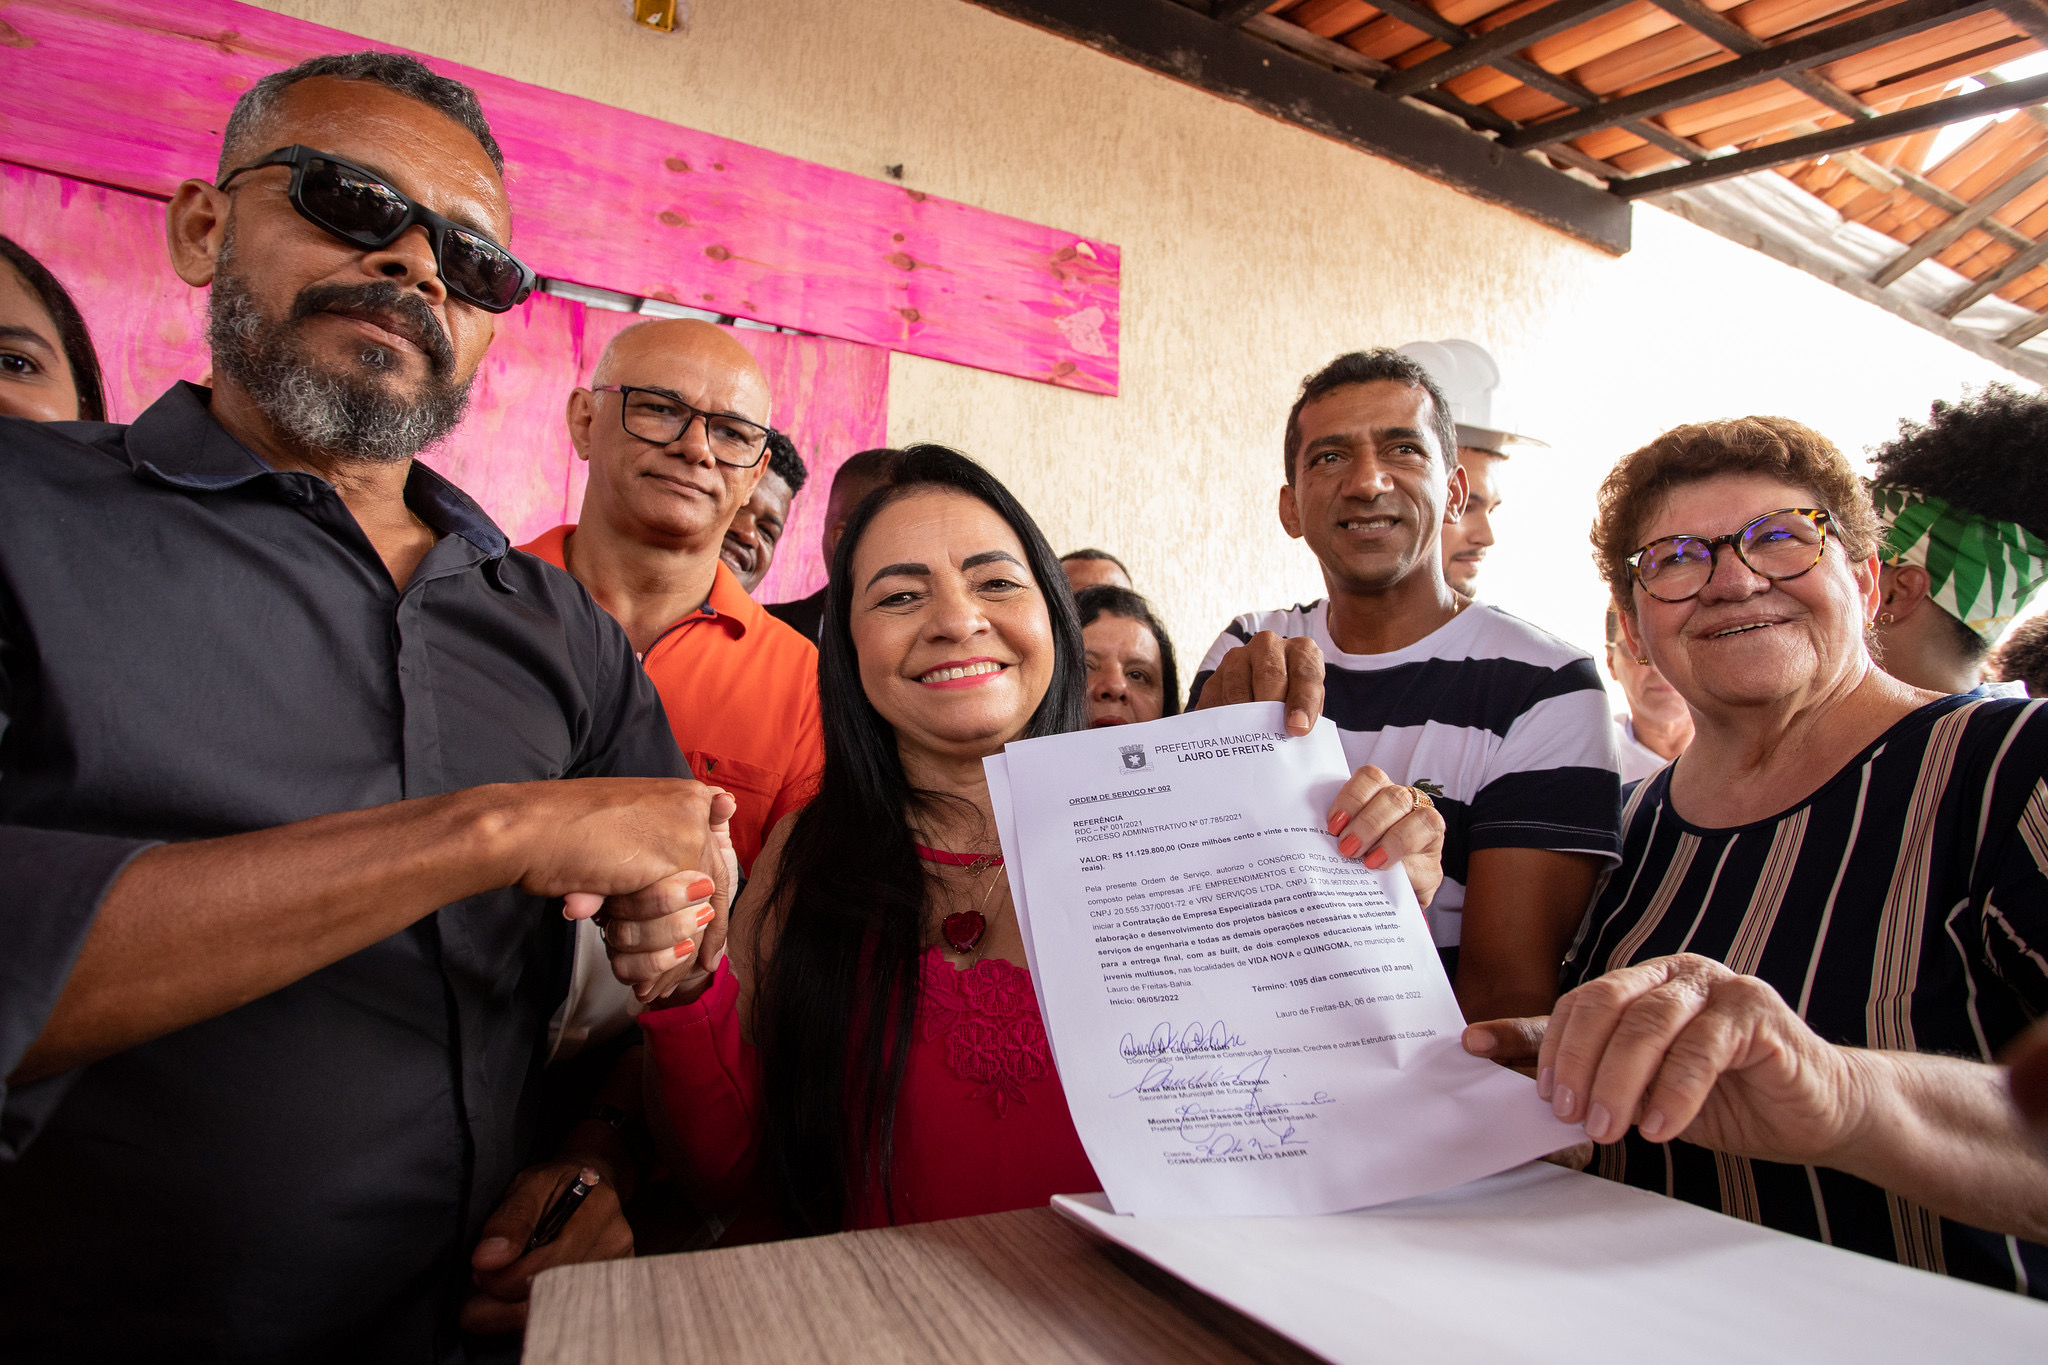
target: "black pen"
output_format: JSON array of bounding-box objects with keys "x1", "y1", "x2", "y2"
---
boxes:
[{"x1": 524, "y1": 1166, "x2": 600, "y2": 1254}]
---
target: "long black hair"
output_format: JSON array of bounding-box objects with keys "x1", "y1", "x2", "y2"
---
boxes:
[
  {"x1": 753, "y1": 444, "x2": 1087, "y2": 1233},
  {"x1": 0, "y1": 234, "x2": 107, "y2": 422},
  {"x1": 1074, "y1": 583, "x2": 1182, "y2": 716}
]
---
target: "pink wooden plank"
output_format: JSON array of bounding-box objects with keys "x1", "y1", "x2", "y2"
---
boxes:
[
  {"x1": 727, "y1": 328, "x2": 892, "y2": 604},
  {"x1": 0, "y1": 160, "x2": 889, "y2": 578},
  {"x1": 418, "y1": 289, "x2": 588, "y2": 542},
  {"x1": 0, "y1": 0, "x2": 1121, "y2": 394},
  {"x1": 0, "y1": 162, "x2": 209, "y2": 421}
]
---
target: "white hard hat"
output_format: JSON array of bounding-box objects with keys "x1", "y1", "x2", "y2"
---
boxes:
[{"x1": 1394, "y1": 339, "x2": 1546, "y2": 455}]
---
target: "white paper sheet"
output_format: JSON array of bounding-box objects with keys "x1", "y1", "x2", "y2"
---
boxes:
[
  {"x1": 986, "y1": 703, "x2": 1579, "y2": 1218},
  {"x1": 1054, "y1": 1164, "x2": 2048, "y2": 1364}
]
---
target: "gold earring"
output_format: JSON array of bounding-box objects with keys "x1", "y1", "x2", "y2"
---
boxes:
[
  {"x1": 1876, "y1": 612, "x2": 1895, "y2": 626},
  {"x1": 1635, "y1": 656, "x2": 1650, "y2": 665}
]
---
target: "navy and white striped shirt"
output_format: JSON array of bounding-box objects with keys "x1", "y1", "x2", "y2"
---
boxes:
[
  {"x1": 1566, "y1": 694, "x2": 2048, "y2": 1296},
  {"x1": 1192, "y1": 600, "x2": 1622, "y2": 949}
]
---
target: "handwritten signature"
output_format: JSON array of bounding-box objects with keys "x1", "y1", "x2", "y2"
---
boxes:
[
  {"x1": 1111, "y1": 1053, "x2": 1338, "y2": 1158},
  {"x1": 1117, "y1": 1019, "x2": 1245, "y2": 1061}
]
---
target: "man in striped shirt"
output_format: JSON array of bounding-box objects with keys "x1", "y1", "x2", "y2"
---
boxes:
[{"x1": 1190, "y1": 349, "x2": 1620, "y2": 1022}]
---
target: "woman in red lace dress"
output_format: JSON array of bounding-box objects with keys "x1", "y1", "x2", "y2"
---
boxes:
[{"x1": 640, "y1": 446, "x2": 1447, "y2": 1240}]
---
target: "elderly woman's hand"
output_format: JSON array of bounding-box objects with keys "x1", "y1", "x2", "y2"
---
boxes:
[
  {"x1": 1327, "y1": 764, "x2": 1446, "y2": 907},
  {"x1": 1461, "y1": 954, "x2": 1870, "y2": 1162}
]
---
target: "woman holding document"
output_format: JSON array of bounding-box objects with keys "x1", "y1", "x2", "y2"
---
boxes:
[
  {"x1": 1463, "y1": 417, "x2": 2048, "y2": 1295},
  {"x1": 638, "y1": 445, "x2": 1447, "y2": 1239}
]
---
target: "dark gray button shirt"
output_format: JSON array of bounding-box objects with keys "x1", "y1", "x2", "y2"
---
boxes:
[{"x1": 0, "y1": 384, "x2": 686, "y2": 1363}]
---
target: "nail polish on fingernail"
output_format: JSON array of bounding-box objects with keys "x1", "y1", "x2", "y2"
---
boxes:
[
  {"x1": 1537, "y1": 1066, "x2": 1554, "y2": 1100},
  {"x1": 1363, "y1": 847, "x2": 1388, "y2": 870},
  {"x1": 1640, "y1": 1108, "x2": 1666, "y2": 1141},
  {"x1": 686, "y1": 877, "x2": 715, "y2": 900},
  {"x1": 1327, "y1": 809, "x2": 1351, "y2": 836},
  {"x1": 696, "y1": 905, "x2": 716, "y2": 926},
  {"x1": 1337, "y1": 832, "x2": 1362, "y2": 858},
  {"x1": 1552, "y1": 1084, "x2": 1575, "y2": 1120},
  {"x1": 1586, "y1": 1102, "x2": 1612, "y2": 1140}
]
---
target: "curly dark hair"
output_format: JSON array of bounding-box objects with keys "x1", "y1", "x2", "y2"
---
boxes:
[
  {"x1": 1870, "y1": 384, "x2": 2048, "y2": 658},
  {"x1": 1591, "y1": 417, "x2": 1880, "y2": 612},
  {"x1": 1870, "y1": 382, "x2": 2048, "y2": 541},
  {"x1": 764, "y1": 429, "x2": 808, "y2": 497},
  {"x1": 1995, "y1": 615, "x2": 2048, "y2": 697}
]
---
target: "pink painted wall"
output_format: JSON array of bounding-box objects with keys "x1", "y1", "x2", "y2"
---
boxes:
[
  {"x1": 0, "y1": 160, "x2": 887, "y2": 600},
  {"x1": 0, "y1": 0, "x2": 1120, "y2": 394}
]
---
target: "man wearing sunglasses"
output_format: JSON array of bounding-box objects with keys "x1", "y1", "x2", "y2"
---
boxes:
[{"x1": 0, "y1": 53, "x2": 725, "y2": 1363}]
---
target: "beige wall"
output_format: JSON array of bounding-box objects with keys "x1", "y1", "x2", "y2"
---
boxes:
[{"x1": 260, "y1": 0, "x2": 2025, "y2": 682}]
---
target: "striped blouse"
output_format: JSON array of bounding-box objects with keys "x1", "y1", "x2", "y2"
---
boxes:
[{"x1": 1564, "y1": 694, "x2": 2048, "y2": 1296}]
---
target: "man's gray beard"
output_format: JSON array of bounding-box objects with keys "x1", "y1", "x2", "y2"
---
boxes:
[{"x1": 206, "y1": 263, "x2": 474, "y2": 466}]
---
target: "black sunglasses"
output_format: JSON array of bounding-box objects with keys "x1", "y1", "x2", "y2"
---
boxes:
[{"x1": 218, "y1": 146, "x2": 537, "y2": 314}]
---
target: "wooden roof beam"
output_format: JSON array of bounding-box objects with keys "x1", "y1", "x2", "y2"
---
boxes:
[
  {"x1": 1242, "y1": 12, "x2": 1667, "y2": 177},
  {"x1": 1997, "y1": 307, "x2": 2048, "y2": 343},
  {"x1": 1379, "y1": 0, "x2": 1638, "y2": 99},
  {"x1": 1994, "y1": 0, "x2": 2048, "y2": 41},
  {"x1": 1870, "y1": 150, "x2": 2048, "y2": 284},
  {"x1": 1505, "y1": 0, "x2": 1996, "y2": 150},
  {"x1": 1352, "y1": 0, "x2": 1714, "y2": 162},
  {"x1": 1646, "y1": 0, "x2": 1878, "y2": 120},
  {"x1": 1210, "y1": 0, "x2": 1275, "y2": 24},
  {"x1": 1610, "y1": 69, "x2": 2048, "y2": 196},
  {"x1": 1937, "y1": 235, "x2": 2048, "y2": 310},
  {"x1": 968, "y1": 0, "x2": 1633, "y2": 250},
  {"x1": 1889, "y1": 163, "x2": 2042, "y2": 247},
  {"x1": 1242, "y1": 13, "x2": 1535, "y2": 138}
]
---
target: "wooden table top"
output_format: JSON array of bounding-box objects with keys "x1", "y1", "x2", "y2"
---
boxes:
[{"x1": 524, "y1": 1205, "x2": 1324, "y2": 1365}]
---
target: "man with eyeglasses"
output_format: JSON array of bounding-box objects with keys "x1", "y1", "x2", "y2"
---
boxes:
[
  {"x1": 1188, "y1": 348, "x2": 1621, "y2": 1027},
  {"x1": 0, "y1": 53, "x2": 726, "y2": 1363},
  {"x1": 521, "y1": 318, "x2": 824, "y2": 878}
]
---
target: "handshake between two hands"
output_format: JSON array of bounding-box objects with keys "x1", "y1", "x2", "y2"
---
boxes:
[
  {"x1": 460, "y1": 781, "x2": 740, "y2": 1335},
  {"x1": 549, "y1": 782, "x2": 741, "y2": 1006}
]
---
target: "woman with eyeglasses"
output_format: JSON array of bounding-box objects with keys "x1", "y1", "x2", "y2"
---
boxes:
[
  {"x1": 0, "y1": 235, "x2": 107, "y2": 423},
  {"x1": 1460, "y1": 417, "x2": 2048, "y2": 1295},
  {"x1": 635, "y1": 445, "x2": 1446, "y2": 1239}
]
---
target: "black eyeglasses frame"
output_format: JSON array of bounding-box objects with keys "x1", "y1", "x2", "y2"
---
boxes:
[
  {"x1": 592, "y1": 384, "x2": 772, "y2": 469},
  {"x1": 1626, "y1": 507, "x2": 1835, "y2": 604},
  {"x1": 217, "y1": 145, "x2": 537, "y2": 314}
]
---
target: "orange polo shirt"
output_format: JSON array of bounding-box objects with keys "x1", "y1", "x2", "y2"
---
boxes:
[{"x1": 520, "y1": 525, "x2": 824, "y2": 873}]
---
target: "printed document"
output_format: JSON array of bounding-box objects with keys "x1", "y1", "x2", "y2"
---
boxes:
[{"x1": 986, "y1": 703, "x2": 1578, "y2": 1217}]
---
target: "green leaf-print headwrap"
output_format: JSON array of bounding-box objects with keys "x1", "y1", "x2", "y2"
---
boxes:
[{"x1": 1870, "y1": 483, "x2": 2048, "y2": 643}]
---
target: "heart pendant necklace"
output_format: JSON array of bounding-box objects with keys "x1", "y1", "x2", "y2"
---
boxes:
[{"x1": 914, "y1": 843, "x2": 1005, "y2": 956}]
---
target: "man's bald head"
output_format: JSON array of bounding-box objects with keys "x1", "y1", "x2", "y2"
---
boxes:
[
  {"x1": 592, "y1": 317, "x2": 770, "y2": 425},
  {"x1": 569, "y1": 317, "x2": 775, "y2": 553}
]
